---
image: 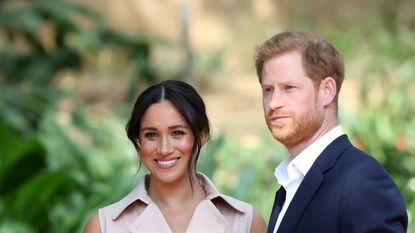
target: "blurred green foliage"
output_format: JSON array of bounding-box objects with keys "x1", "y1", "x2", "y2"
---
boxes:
[
  {"x1": 0, "y1": 0, "x2": 158, "y2": 232},
  {"x1": 0, "y1": 1, "x2": 414, "y2": 233},
  {"x1": 0, "y1": 0, "x2": 159, "y2": 131}
]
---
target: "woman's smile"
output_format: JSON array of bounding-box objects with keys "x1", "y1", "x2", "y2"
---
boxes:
[{"x1": 155, "y1": 157, "x2": 181, "y2": 169}]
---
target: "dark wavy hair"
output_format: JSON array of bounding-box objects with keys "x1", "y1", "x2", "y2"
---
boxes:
[{"x1": 126, "y1": 80, "x2": 210, "y2": 188}]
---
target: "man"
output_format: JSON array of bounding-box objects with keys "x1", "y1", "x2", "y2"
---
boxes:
[{"x1": 254, "y1": 31, "x2": 407, "y2": 233}]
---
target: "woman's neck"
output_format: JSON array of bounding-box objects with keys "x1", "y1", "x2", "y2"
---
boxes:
[{"x1": 147, "y1": 174, "x2": 206, "y2": 208}]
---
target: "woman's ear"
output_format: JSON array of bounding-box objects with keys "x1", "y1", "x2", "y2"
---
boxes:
[
  {"x1": 320, "y1": 77, "x2": 337, "y2": 106},
  {"x1": 201, "y1": 128, "x2": 209, "y2": 145}
]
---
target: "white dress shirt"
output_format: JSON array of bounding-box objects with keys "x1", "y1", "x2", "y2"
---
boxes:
[{"x1": 272, "y1": 126, "x2": 344, "y2": 233}]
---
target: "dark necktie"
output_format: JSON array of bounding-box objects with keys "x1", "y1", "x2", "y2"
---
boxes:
[{"x1": 267, "y1": 186, "x2": 286, "y2": 233}]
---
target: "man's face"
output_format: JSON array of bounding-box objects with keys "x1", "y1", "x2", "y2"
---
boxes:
[{"x1": 261, "y1": 51, "x2": 324, "y2": 148}]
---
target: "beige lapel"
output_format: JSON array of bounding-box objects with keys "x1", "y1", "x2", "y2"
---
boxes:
[
  {"x1": 129, "y1": 200, "x2": 229, "y2": 233},
  {"x1": 129, "y1": 203, "x2": 172, "y2": 233},
  {"x1": 185, "y1": 200, "x2": 228, "y2": 233}
]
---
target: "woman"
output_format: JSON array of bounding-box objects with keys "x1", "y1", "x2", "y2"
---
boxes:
[{"x1": 84, "y1": 80, "x2": 266, "y2": 233}]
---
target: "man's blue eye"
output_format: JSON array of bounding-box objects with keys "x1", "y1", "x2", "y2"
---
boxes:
[{"x1": 264, "y1": 87, "x2": 273, "y2": 93}]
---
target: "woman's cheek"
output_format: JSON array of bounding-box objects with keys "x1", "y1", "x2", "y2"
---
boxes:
[
  {"x1": 181, "y1": 137, "x2": 194, "y2": 149},
  {"x1": 139, "y1": 141, "x2": 154, "y2": 157}
]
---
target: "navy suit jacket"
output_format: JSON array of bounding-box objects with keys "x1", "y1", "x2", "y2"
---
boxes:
[{"x1": 275, "y1": 135, "x2": 407, "y2": 233}]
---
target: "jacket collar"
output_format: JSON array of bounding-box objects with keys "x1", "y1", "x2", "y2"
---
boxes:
[
  {"x1": 111, "y1": 172, "x2": 246, "y2": 221},
  {"x1": 277, "y1": 135, "x2": 352, "y2": 233}
]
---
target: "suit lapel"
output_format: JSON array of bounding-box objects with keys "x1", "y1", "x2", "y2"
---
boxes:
[
  {"x1": 277, "y1": 135, "x2": 352, "y2": 233},
  {"x1": 267, "y1": 186, "x2": 286, "y2": 233},
  {"x1": 277, "y1": 168, "x2": 324, "y2": 233}
]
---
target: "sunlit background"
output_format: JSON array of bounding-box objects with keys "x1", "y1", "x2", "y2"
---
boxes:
[{"x1": 1, "y1": 0, "x2": 414, "y2": 232}]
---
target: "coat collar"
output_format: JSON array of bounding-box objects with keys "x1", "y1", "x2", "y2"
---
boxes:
[
  {"x1": 277, "y1": 135, "x2": 353, "y2": 233},
  {"x1": 199, "y1": 173, "x2": 248, "y2": 214},
  {"x1": 128, "y1": 200, "x2": 229, "y2": 233},
  {"x1": 111, "y1": 175, "x2": 152, "y2": 220},
  {"x1": 112, "y1": 173, "x2": 245, "y2": 228}
]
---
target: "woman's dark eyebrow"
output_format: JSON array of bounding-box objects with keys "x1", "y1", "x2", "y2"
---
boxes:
[
  {"x1": 140, "y1": 127, "x2": 157, "y2": 132},
  {"x1": 140, "y1": 125, "x2": 189, "y2": 132},
  {"x1": 169, "y1": 125, "x2": 189, "y2": 130}
]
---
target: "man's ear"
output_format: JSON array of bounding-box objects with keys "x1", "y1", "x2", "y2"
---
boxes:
[{"x1": 320, "y1": 77, "x2": 337, "y2": 106}]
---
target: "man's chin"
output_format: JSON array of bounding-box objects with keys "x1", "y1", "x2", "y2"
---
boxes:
[{"x1": 272, "y1": 132, "x2": 290, "y2": 144}]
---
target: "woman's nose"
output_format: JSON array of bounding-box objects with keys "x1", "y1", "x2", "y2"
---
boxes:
[{"x1": 157, "y1": 136, "x2": 173, "y2": 155}]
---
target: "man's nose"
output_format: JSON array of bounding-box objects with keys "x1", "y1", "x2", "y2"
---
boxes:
[{"x1": 269, "y1": 91, "x2": 283, "y2": 110}]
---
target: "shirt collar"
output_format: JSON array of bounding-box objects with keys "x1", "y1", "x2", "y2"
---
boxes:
[
  {"x1": 275, "y1": 126, "x2": 344, "y2": 186},
  {"x1": 112, "y1": 172, "x2": 245, "y2": 220},
  {"x1": 111, "y1": 175, "x2": 152, "y2": 220},
  {"x1": 198, "y1": 173, "x2": 247, "y2": 213}
]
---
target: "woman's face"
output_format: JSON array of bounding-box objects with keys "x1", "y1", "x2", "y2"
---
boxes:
[{"x1": 139, "y1": 100, "x2": 195, "y2": 185}]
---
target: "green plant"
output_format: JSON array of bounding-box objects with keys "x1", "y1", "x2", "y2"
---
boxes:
[{"x1": 0, "y1": 0, "x2": 159, "y2": 232}]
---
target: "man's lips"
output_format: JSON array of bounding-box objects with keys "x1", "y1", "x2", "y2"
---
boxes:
[{"x1": 269, "y1": 115, "x2": 290, "y2": 121}]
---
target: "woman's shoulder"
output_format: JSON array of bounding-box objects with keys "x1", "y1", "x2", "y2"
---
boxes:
[
  {"x1": 83, "y1": 212, "x2": 101, "y2": 233},
  {"x1": 250, "y1": 208, "x2": 267, "y2": 233},
  {"x1": 198, "y1": 173, "x2": 266, "y2": 232},
  {"x1": 99, "y1": 177, "x2": 151, "y2": 220},
  {"x1": 198, "y1": 173, "x2": 252, "y2": 212},
  {"x1": 217, "y1": 193, "x2": 253, "y2": 212}
]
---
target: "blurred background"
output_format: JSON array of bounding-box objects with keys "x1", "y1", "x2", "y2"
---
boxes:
[{"x1": 1, "y1": 0, "x2": 414, "y2": 232}]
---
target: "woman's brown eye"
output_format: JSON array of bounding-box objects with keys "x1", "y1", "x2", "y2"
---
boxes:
[
  {"x1": 172, "y1": 131, "x2": 185, "y2": 136},
  {"x1": 144, "y1": 132, "x2": 158, "y2": 139}
]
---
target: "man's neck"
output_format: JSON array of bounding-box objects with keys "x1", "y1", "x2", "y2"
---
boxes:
[{"x1": 287, "y1": 119, "x2": 339, "y2": 158}]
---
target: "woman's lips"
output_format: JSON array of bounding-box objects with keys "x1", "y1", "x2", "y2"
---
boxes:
[{"x1": 155, "y1": 157, "x2": 180, "y2": 169}]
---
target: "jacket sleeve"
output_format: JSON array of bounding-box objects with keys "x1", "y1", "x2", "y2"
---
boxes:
[{"x1": 338, "y1": 157, "x2": 407, "y2": 233}]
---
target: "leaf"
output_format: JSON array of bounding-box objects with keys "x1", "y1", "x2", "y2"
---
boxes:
[
  {"x1": 0, "y1": 221, "x2": 34, "y2": 233},
  {"x1": 3, "y1": 170, "x2": 79, "y2": 231},
  {"x1": 0, "y1": 141, "x2": 46, "y2": 196}
]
